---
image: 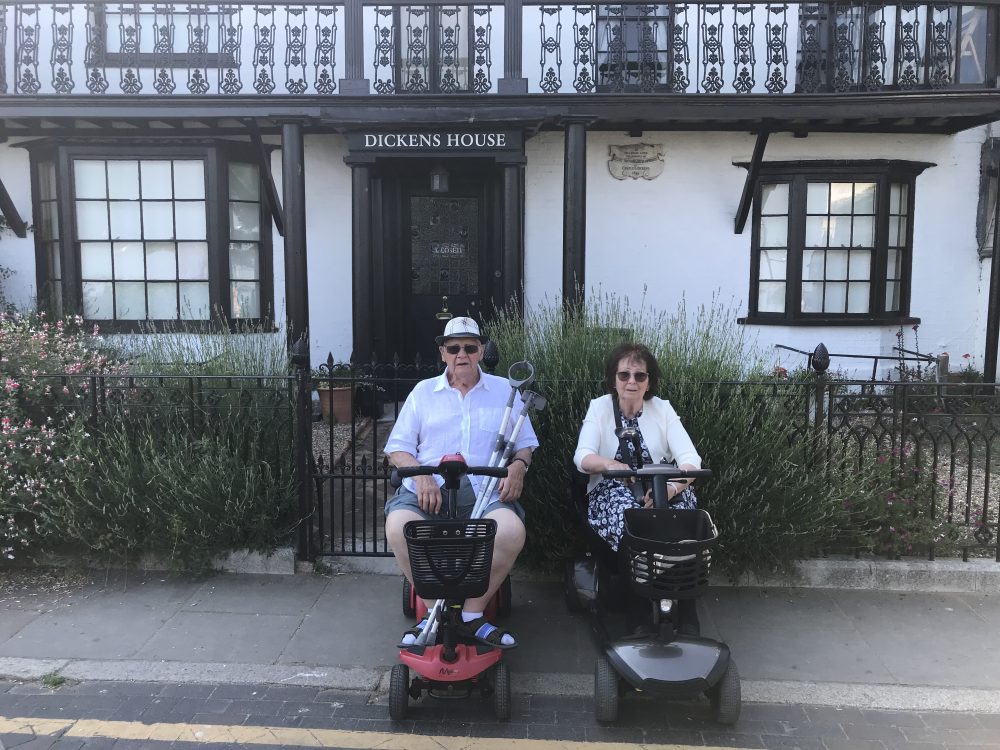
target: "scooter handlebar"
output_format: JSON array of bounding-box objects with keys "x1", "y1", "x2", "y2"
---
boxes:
[
  {"x1": 394, "y1": 465, "x2": 509, "y2": 479},
  {"x1": 602, "y1": 467, "x2": 713, "y2": 480}
]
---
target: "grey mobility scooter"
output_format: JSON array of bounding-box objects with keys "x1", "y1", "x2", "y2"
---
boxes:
[{"x1": 565, "y1": 429, "x2": 741, "y2": 724}]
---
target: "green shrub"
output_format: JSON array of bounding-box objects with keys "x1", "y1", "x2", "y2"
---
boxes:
[{"x1": 486, "y1": 293, "x2": 862, "y2": 579}]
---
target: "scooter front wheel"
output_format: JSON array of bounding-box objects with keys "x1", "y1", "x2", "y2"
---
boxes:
[
  {"x1": 708, "y1": 657, "x2": 741, "y2": 725},
  {"x1": 493, "y1": 662, "x2": 511, "y2": 721},
  {"x1": 594, "y1": 655, "x2": 619, "y2": 723},
  {"x1": 389, "y1": 663, "x2": 409, "y2": 721}
]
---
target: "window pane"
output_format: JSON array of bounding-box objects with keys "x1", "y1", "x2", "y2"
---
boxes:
[
  {"x1": 849, "y1": 249, "x2": 871, "y2": 280},
  {"x1": 76, "y1": 202, "x2": 110, "y2": 240},
  {"x1": 109, "y1": 201, "x2": 142, "y2": 239},
  {"x1": 107, "y1": 161, "x2": 140, "y2": 200},
  {"x1": 885, "y1": 281, "x2": 900, "y2": 312},
  {"x1": 229, "y1": 163, "x2": 260, "y2": 201},
  {"x1": 887, "y1": 248, "x2": 900, "y2": 278},
  {"x1": 760, "y1": 183, "x2": 788, "y2": 215},
  {"x1": 806, "y1": 183, "x2": 828, "y2": 213},
  {"x1": 852, "y1": 216, "x2": 875, "y2": 247},
  {"x1": 847, "y1": 282, "x2": 870, "y2": 313},
  {"x1": 824, "y1": 281, "x2": 847, "y2": 312},
  {"x1": 176, "y1": 202, "x2": 207, "y2": 239},
  {"x1": 49, "y1": 243, "x2": 61, "y2": 278},
  {"x1": 115, "y1": 282, "x2": 146, "y2": 318},
  {"x1": 74, "y1": 162, "x2": 107, "y2": 199},
  {"x1": 82, "y1": 281, "x2": 113, "y2": 319},
  {"x1": 231, "y1": 281, "x2": 261, "y2": 318},
  {"x1": 46, "y1": 202, "x2": 60, "y2": 240},
  {"x1": 174, "y1": 161, "x2": 206, "y2": 199},
  {"x1": 757, "y1": 281, "x2": 785, "y2": 313},
  {"x1": 891, "y1": 183, "x2": 909, "y2": 214},
  {"x1": 80, "y1": 242, "x2": 112, "y2": 279},
  {"x1": 759, "y1": 248, "x2": 787, "y2": 280},
  {"x1": 801, "y1": 282, "x2": 824, "y2": 312},
  {"x1": 146, "y1": 242, "x2": 177, "y2": 280},
  {"x1": 829, "y1": 183, "x2": 854, "y2": 214},
  {"x1": 802, "y1": 248, "x2": 825, "y2": 280},
  {"x1": 805, "y1": 217, "x2": 827, "y2": 247},
  {"x1": 142, "y1": 201, "x2": 174, "y2": 239},
  {"x1": 759, "y1": 216, "x2": 788, "y2": 247},
  {"x1": 38, "y1": 161, "x2": 57, "y2": 200},
  {"x1": 229, "y1": 242, "x2": 260, "y2": 280},
  {"x1": 147, "y1": 282, "x2": 179, "y2": 319},
  {"x1": 141, "y1": 162, "x2": 173, "y2": 200},
  {"x1": 180, "y1": 282, "x2": 211, "y2": 320},
  {"x1": 826, "y1": 249, "x2": 848, "y2": 279},
  {"x1": 829, "y1": 216, "x2": 852, "y2": 246},
  {"x1": 889, "y1": 216, "x2": 907, "y2": 247},
  {"x1": 178, "y1": 242, "x2": 209, "y2": 279},
  {"x1": 230, "y1": 202, "x2": 260, "y2": 241},
  {"x1": 853, "y1": 183, "x2": 876, "y2": 214},
  {"x1": 113, "y1": 242, "x2": 145, "y2": 280}
]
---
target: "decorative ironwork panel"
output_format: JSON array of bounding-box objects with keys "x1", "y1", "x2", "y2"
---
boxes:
[
  {"x1": 402, "y1": 6, "x2": 429, "y2": 92},
  {"x1": 253, "y1": 5, "x2": 277, "y2": 93},
  {"x1": 796, "y1": 3, "x2": 824, "y2": 92},
  {"x1": 410, "y1": 196, "x2": 479, "y2": 296},
  {"x1": 372, "y1": 6, "x2": 396, "y2": 93},
  {"x1": 151, "y1": 4, "x2": 177, "y2": 95},
  {"x1": 314, "y1": 6, "x2": 338, "y2": 93},
  {"x1": 669, "y1": 3, "x2": 691, "y2": 92},
  {"x1": 14, "y1": 4, "x2": 41, "y2": 94},
  {"x1": 184, "y1": 5, "x2": 210, "y2": 95},
  {"x1": 539, "y1": 5, "x2": 563, "y2": 93},
  {"x1": 699, "y1": 4, "x2": 724, "y2": 92},
  {"x1": 831, "y1": 1, "x2": 859, "y2": 91},
  {"x1": 732, "y1": 4, "x2": 756, "y2": 93},
  {"x1": 48, "y1": 3, "x2": 74, "y2": 94},
  {"x1": 218, "y1": 4, "x2": 243, "y2": 93},
  {"x1": 895, "y1": 3, "x2": 923, "y2": 90},
  {"x1": 928, "y1": 4, "x2": 955, "y2": 88},
  {"x1": 861, "y1": 4, "x2": 886, "y2": 90},
  {"x1": 571, "y1": 5, "x2": 594, "y2": 93},
  {"x1": 285, "y1": 6, "x2": 308, "y2": 93},
  {"x1": 437, "y1": 7, "x2": 463, "y2": 92},
  {"x1": 470, "y1": 7, "x2": 492, "y2": 93},
  {"x1": 83, "y1": 2, "x2": 109, "y2": 93},
  {"x1": 764, "y1": 2, "x2": 788, "y2": 93},
  {"x1": 115, "y1": 3, "x2": 143, "y2": 95}
]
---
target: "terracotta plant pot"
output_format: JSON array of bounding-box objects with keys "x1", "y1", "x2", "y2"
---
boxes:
[{"x1": 317, "y1": 386, "x2": 354, "y2": 423}]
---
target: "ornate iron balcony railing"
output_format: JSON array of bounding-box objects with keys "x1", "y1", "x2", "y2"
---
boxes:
[{"x1": 0, "y1": 1, "x2": 996, "y2": 97}]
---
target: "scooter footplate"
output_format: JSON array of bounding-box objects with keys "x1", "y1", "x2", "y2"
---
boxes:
[
  {"x1": 400, "y1": 644, "x2": 502, "y2": 683},
  {"x1": 607, "y1": 638, "x2": 730, "y2": 696}
]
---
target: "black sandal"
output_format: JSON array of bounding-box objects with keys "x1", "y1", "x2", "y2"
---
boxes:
[
  {"x1": 459, "y1": 616, "x2": 518, "y2": 650},
  {"x1": 398, "y1": 618, "x2": 428, "y2": 647}
]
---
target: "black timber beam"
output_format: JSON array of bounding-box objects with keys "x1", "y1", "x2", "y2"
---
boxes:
[
  {"x1": 0, "y1": 174, "x2": 28, "y2": 238},
  {"x1": 735, "y1": 131, "x2": 769, "y2": 234},
  {"x1": 243, "y1": 119, "x2": 285, "y2": 237}
]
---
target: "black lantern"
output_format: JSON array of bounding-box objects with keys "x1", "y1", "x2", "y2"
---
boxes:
[{"x1": 430, "y1": 162, "x2": 449, "y2": 193}]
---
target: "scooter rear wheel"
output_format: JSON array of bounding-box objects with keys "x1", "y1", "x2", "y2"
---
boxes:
[
  {"x1": 493, "y1": 662, "x2": 511, "y2": 721},
  {"x1": 708, "y1": 658, "x2": 741, "y2": 725},
  {"x1": 594, "y1": 655, "x2": 619, "y2": 723},
  {"x1": 401, "y1": 578, "x2": 416, "y2": 619},
  {"x1": 389, "y1": 663, "x2": 409, "y2": 721}
]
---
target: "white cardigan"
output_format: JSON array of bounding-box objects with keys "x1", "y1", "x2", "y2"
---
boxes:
[{"x1": 573, "y1": 394, "x2": 702, "y2": 495}]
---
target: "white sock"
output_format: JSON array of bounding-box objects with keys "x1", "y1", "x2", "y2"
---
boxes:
[{"x1": 400, "y1": 619, "x2": 427, "y2": 645}]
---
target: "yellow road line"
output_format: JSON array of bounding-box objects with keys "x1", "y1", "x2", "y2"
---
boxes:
[{"x1": 0, "y1": 715, "x2": 757, "y2": 750}]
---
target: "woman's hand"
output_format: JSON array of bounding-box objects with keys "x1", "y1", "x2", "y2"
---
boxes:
[
  {"x1": 642, "y1": 489, "x2": 654, "y2": 508},
  {"x1": 604, "y1": 459, "x2": 634, "y2": 483}
]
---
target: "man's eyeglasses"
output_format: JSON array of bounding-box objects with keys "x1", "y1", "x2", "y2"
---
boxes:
[
  {"x1": 444, "y1": 343, "x2": 481, "y2": 355},
  {"x1": 616, "y1": 371, "x2": 649, "y2": 383}
]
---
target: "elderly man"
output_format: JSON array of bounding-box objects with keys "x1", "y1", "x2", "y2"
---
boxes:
[{"x1": 383, "y1": 316, "x2": 538, "y2": 648}]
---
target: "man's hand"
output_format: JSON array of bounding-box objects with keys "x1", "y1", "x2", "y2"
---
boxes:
[
  {"x1": 498, "y1": 459, "x2": 526, "y2": 503},
  {"x1": 414, "y1": 474, "x2": 442, "y2": 514}
]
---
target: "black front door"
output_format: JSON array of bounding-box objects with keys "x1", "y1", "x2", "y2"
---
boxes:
[{"x1": 375, "y1": 160, "x2": 500, "y2": 366}]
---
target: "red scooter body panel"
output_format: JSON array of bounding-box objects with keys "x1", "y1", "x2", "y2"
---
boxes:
[{"x1": 400, "y1": 644, "x2": 502, "y2": 682}]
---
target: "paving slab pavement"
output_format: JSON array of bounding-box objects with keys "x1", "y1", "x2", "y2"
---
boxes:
[{"x1": 1, "y1": 569, "x2": 999, "y2": 713}]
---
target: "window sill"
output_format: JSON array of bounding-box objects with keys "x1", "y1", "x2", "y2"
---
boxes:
[{"x1": 738, "y1": 315, "x2": 921, "y2": 327}]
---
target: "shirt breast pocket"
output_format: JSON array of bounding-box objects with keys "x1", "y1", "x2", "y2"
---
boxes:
[{"x1": 476, "y1": 407, "x2": 505, "y2": 436}]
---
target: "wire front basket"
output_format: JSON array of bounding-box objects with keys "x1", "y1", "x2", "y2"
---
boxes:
[
  {"x1": 621, "y1": 509, "x2": 718, "y2": 600},
  {"x1": 404, "y1": 519, "x2": 497, "y2": 600}
]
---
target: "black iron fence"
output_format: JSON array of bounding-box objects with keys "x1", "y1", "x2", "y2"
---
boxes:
[
  {"x1": 15, "y1": 365, "x2": 999, "y2": 563},
  {"x1": 1, "y1": 1, "x2": 996, "y2": 97}
]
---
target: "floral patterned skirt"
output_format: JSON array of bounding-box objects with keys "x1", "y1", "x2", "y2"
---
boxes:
[{"x1": 587, "y1": 478, "x2": 697, "y2": 552}]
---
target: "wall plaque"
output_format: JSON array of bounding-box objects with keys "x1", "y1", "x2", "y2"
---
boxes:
[{"x1": 608, "y1": 143, "x2": 665, "y2": 180}]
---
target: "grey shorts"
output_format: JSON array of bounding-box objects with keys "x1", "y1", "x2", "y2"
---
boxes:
[{"x1": 384, "y1": 476, "x2": 526, "y2": 522}]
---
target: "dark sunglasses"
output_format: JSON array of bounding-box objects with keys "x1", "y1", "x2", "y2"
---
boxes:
[
  {"x1": 444, "y1": 343, "x2": 481, "y2": 355},
  {"x1": 616, "y1": 371, "x2": 649, "y2": 383}
]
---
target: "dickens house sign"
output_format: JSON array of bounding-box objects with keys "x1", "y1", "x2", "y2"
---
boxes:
[{"x1": 608, "y1": 143, "x2": 665, "y2": 180}]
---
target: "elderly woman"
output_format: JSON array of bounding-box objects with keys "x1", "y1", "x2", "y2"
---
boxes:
[{"x1": 573, "y1": 342, "x2": 702, "y2": 635}]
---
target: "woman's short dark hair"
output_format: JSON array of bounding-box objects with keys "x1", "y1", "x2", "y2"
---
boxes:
[{"x1": 604, "y1": 343, "x2": 660, "y2": 400}]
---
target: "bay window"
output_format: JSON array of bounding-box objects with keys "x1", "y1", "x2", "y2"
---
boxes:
[{"x1": 746, "y1": 160, "x2": 930, "y2": 324}]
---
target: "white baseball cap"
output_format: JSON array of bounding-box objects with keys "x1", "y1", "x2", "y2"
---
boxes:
[{"x1": 436, "y1": 316, "x2": 487, "y2": 345}]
